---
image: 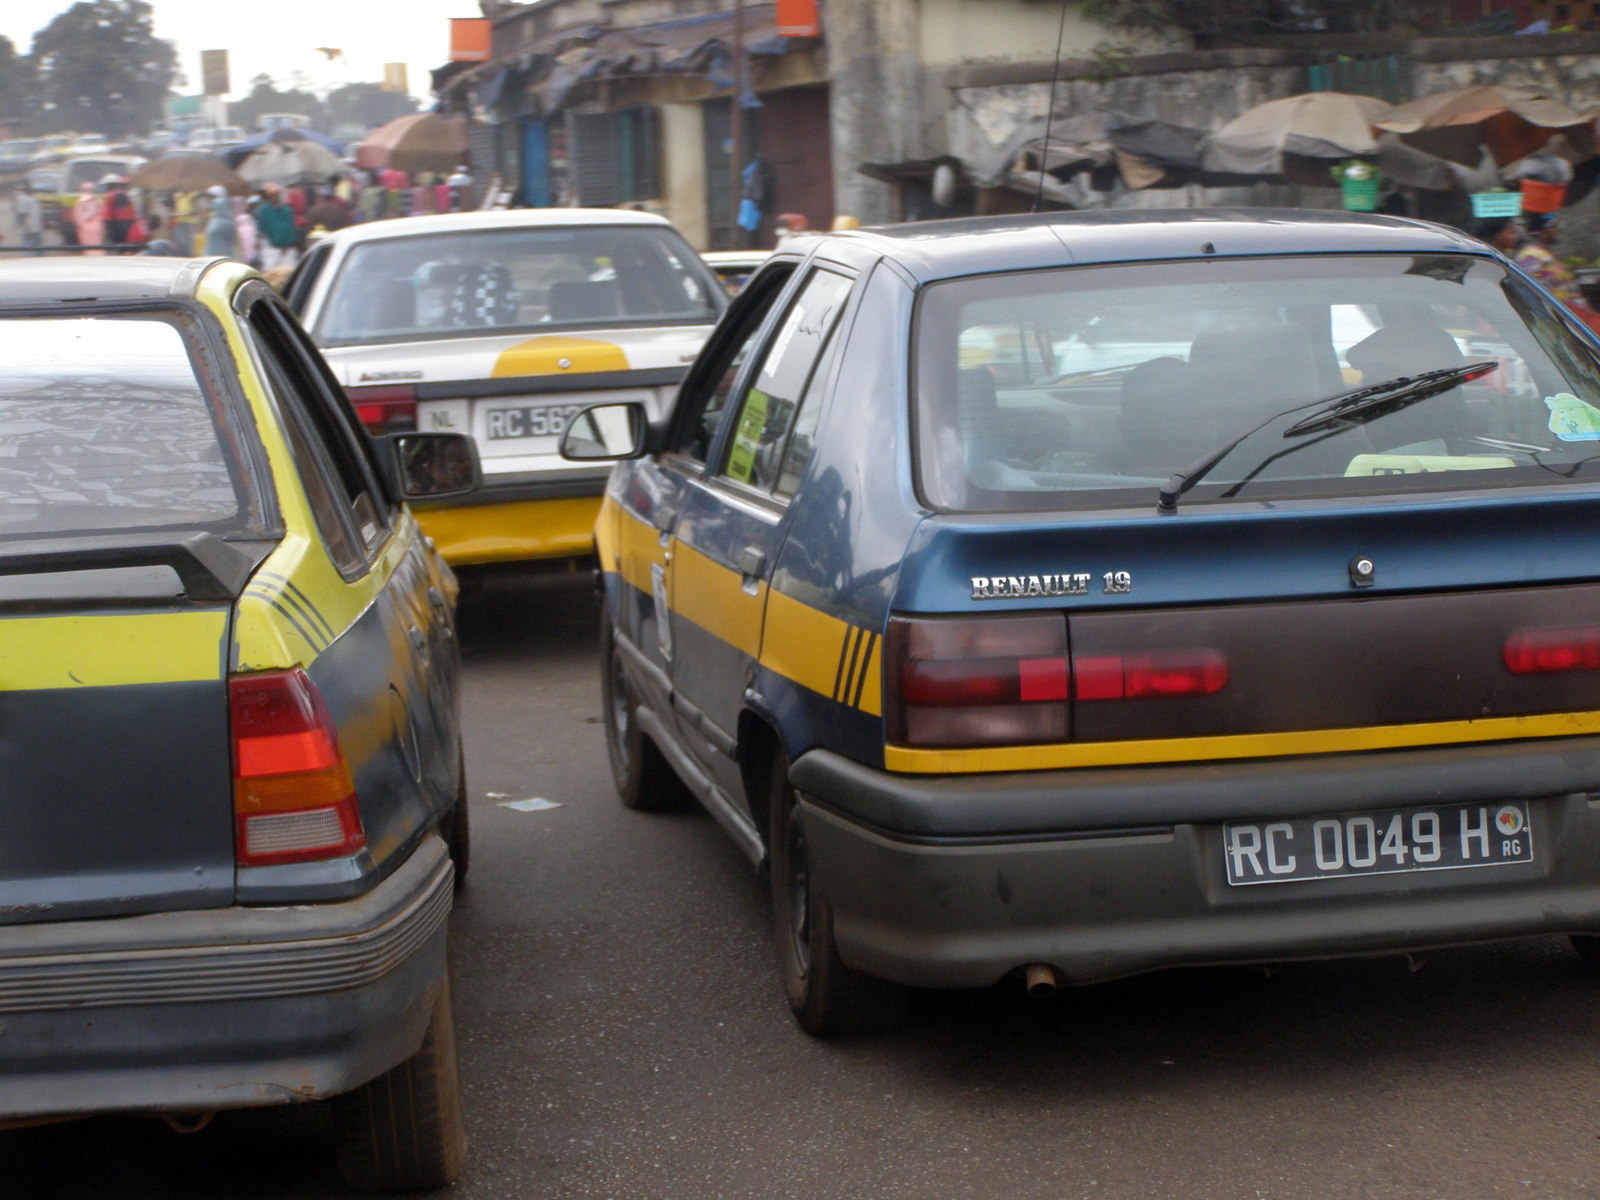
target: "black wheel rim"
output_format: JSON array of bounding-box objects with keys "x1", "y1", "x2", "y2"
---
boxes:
[{"x1": 784, "y1": 799, "x2": 812, "y2": 977}]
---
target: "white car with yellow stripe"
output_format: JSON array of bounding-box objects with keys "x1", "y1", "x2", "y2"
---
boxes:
[{"x1": 286, "y1": 209, "x2": 726, "y2": 567}]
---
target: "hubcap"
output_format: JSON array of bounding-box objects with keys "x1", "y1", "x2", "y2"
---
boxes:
[{"x1": 608, "y1": 653, "x2": 632, "y2": 764}]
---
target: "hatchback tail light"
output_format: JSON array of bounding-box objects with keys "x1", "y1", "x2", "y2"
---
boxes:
[
  {"x1": 1504, "y1": 626, "x2": 1600, "y2": 675},
  {"x1": 886, "y1": 614, "x2": 1069, "y2": 747},
  {"x1": 346, "y1": 384, "x2": 417, "y2": 435},
  {"x1": 230, "y1": 669, "x2": 366, "y2": 866}
]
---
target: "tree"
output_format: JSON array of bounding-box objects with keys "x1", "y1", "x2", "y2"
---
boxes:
[
  {"x1": 227, "y1": 74, "x2": 325, "y2": 133},
  {"x1": 30, "y1": 0, "x2": 177, "y2": 137},
  {"x1": 0, "y1": 36, "x2": 35, "y2": 124},
  {"x1": 325, "y1": 83, "x2": 419, "y2": 134}
]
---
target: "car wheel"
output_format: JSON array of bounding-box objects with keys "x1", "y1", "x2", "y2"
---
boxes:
[
  {"x1": 599, "y1": 622, "x2": 690, "y2": 812},
  {"x1": 1571, "y1": 935, "x2": 1600, "y2": 966},
  {"x1": 767, "y1": 750, "x2": 909, "y2": 1035},
  {"x1": 443, "y1": 750, "x2": 470, "y2": 891},
  {"x1": 333, "y1": 975, "x2": 466, "y2": 1193}
]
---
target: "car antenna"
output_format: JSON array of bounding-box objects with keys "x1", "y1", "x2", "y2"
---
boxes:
[{"x1": 1033, "y1": 0, "x2": 1071, "y2": 214}]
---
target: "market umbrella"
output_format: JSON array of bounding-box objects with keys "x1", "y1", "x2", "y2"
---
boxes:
[
  {"x1": 355, "y1": 114, "x2": 469, "y2": 175},
  {"x1": 975, "y1": 111, "x2": 1235, "y2": 196},
  {"x1": 234, "y1": 139, "x2": 344, "y2": 187},
  {"x1": 223, "y1": 126, "x2": 345, "y2": 168},
  {"x1": 1375, "y1": 84, "x2": 1593, "y2": 167},
  {"x1": 1201, "y1": 92, "x2": 1392, "y2": 179},
  {"x1": 127, "y1": 156, "x2": 250, "y2": 194},
  {"x1": 1373, "y1": 132, "x2": 1499, "y2": 193}
]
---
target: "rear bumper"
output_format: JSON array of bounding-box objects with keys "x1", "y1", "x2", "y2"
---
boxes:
[
  {"x1": 414, "y1": 489, "x2": 604, "y2": 565},
  {"x1": 0, "y1": 837, "x2": 453, "y2": 1119},
  {"x1": 791, "y1": 739, "x2": 1600, "y2": 989}
]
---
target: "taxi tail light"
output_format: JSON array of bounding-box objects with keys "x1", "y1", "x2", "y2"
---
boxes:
[
  {"x1": 346, "y1": 384, "x2": 417, "y2": 435},
  {"x1": 886, "y1": 614, "x2": 1069, "y2": 748},
  {"x1": 1504, "y1": 626, "x2": 1600, "y2": 674},
  {"x1": 1073, "y1": 651, "x2": 1230, "y2": 700},
  {"x1": 230, "y1": 669, "x2": 366, "y2": 867}
]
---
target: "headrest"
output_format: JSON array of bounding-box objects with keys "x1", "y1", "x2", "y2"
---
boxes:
[{"x1": 1345, "y1": 324, "x2": 1465, "y2": 382}]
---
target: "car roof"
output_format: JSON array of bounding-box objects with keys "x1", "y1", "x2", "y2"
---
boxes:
[
  {"x1": 315, "y1": 207, "x2": 678, "y2": 250},
  {"x1": 816, "y1": 207, "x2": 1490, "y2": 284},
  {"x1": 0, "y1": 255, "x2": 228, "y2": 305}
]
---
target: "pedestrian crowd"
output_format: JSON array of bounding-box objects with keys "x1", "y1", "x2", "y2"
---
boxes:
[{"x1": 1, "y1": 165, "x2": 475, "y2": 280}]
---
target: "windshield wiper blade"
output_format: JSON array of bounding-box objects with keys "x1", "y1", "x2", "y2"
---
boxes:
[
  {"x1": 1279, "y1": 361, "x2": 1499, "y2": 437},
  {"x1": 1156, "y1": 360, "x2": 1499, "y2": 514}
]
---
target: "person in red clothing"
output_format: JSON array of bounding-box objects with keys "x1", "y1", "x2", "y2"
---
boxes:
[
  {"x1": 284, "y1": 184, "x2": 309, "y2": 246},
  {"x1": 101, "y1": 176, "x2": 139, "y2": 253}
]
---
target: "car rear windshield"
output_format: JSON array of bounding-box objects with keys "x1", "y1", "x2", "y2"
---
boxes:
[
  {"x1": 915, "y1": 253, "x2": 1600, "y2": 512},
  {"x1": 0, "y1": 313, "x2": 259, "y2": 539},
  {"x1": 313, "y1": 224, "x2": 723, "y2": 345}
]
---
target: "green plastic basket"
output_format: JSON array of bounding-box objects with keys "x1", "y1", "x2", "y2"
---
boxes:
[
  {"x1": 1340, "y1": 178, "x2": 1379, "y2": 212},
  {"x1": 1470, "y1": 191, "x2": 1523, "y2": 218}
]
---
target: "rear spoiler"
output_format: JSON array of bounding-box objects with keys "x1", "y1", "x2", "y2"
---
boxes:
[{"x1": 0, "y1": 531, "x2": 266, "y2": 602}]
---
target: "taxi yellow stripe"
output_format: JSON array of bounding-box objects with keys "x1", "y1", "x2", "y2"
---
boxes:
[
  {"x1": 492, "y1": 336, "x2": 629, "y2": 378},
  {"x1": 0, "y1": 612, "x2": 228, "y2": 690},
  {"x1": 883, "y1": 709, "x2": 1600, "y2": 774},
  {"x1": 760, "y1": 589, "x2": 883, "y2": 717},
  {"x1": 672, "y1": 539, "x2": 765, "y2": 658},
  {"x1": 615, "y1": 500, "x2": 665, "y2": 597}
]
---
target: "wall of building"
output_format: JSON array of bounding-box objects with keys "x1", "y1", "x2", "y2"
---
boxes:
[{"x1": 660, "y1": 101, "x2": 709, "y2": 245}]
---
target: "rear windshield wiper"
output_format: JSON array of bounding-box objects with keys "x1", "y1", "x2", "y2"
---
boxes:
[{"x1": 1156, "y1": 361, "x2": 1499, "y2": 514}]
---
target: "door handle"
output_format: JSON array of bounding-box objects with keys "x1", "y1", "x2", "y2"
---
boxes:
[
  {"x1": 651, "y1": 505, "x2": 678, "y2": 532},
  {"x1": 739, "y1": 546, "x2": 767, "y2": 579}
]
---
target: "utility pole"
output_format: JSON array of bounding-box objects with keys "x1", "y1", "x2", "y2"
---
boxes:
[{"x1": 728, "y1": 0, "x2": 746, "y2": 249}]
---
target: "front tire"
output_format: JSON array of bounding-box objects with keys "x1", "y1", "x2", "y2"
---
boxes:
[
  {"x1": 767, "y1": 750, "x2": 909, "y2": 1035},
  {"x1": 599, "y1": 622, "x2": 690, "y2": 812},
  {"x1": 333, "y1": 976, "x2": 467, "y2": 1192}
]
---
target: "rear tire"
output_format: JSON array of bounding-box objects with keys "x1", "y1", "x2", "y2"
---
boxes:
[
  {"x1": 600, "y1": 622, "x2": 691, "y2": 812},
  {"x1": 1570, "y1": 934, "x2": 1600, "y2": 967},
  {"x1": 767, "y1": 750, "x2": 909, "y2": 1035},
  {"x1": 334, "y1": 976, "x2": 467, "y2": 1192}
]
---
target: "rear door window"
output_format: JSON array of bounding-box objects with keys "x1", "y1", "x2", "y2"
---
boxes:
[
  {"x1": 0, "y1": 312, "x2": 262, "y2": 538},
  {"x1": 720, "y1": 268, "x2": 853, "y2": 495}
]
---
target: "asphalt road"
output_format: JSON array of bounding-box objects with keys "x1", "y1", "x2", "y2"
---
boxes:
[{"x1": 10, "y1": 575, "x2": 1600, "y2": 1199}]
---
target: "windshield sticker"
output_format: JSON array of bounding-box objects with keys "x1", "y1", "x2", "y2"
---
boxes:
[
  {"x1": 1544, "y1": 393, "x2": 1600, "y2": 441},
  {"x1": 1345, "y1": 454, "x2": 1514, "y2": 476},
  {"x1": 726, "y1": 389, "x2": 769, "y2": 483}
]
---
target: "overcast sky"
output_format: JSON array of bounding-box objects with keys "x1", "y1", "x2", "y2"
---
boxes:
[{"x1": 4, "y1": 0, "x2": 474, "y2": 102}]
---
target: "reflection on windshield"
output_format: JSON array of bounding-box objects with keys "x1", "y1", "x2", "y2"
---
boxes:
[
  {"x1": 917, "y1": 254, "x2": 1600, "y2": 512},
  {"x1": 316, "y1": 226, "x2": 721, "y2": 344},
  {"x1": 0, "y1": 317, "x2": 243, "y2": 536}
]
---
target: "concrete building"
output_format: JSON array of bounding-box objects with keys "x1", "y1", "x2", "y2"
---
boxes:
[{"x1": 435, "y1": 1, "x2": 1600, "y2": 249}]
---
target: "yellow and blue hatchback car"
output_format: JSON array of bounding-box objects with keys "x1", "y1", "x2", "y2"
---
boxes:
[
  {"x1": 569, "y1": 209, "x2": 1600, "y2": 1035},
  {"x1": 0, "y1": 255, "x2": 475, "y2": 1188},
  {"x1": 285, "y1": 209, "x2": 726, "y2": 570}
]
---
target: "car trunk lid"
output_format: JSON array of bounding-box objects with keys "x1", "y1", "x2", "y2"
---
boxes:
[
  {"x1": 0, "y1": 537, "x2": 267, "y2": 923},
  {"x1": 890, "y1": 490, "x2": 1600, "y2": 768}
]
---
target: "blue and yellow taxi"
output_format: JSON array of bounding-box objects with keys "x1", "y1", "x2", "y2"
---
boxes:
[
  {"x1": 568, "y1": 208, "x2": 1600, "y2": 1034},
  {"x1": 286, "y1": 209, "x2": 726, "y2": 569},
  {"x1": 0, "y1": 255, "x2": 474, "y2": 1186}
]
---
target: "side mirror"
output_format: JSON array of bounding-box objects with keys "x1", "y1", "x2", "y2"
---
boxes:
[
  {"x1": 384, "y1": 432, "x2": 481, "y2": 500},
  {"x1": 559, "y1": 402, "x2": 648, "y2": 461}
]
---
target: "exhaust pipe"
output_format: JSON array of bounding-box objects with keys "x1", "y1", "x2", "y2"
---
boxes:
[
  {"x1": 1024, "y1": 962, "x2": 1060, "y2": 999},
  {"x1": 162, "y1": 1112, "x2": 215, "y2": 1135}
]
